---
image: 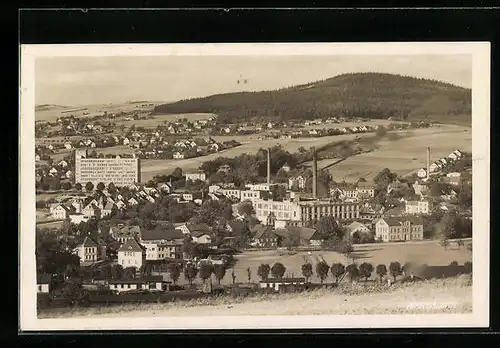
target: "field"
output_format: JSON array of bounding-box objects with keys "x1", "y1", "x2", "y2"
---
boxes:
[
  {"x1": 41, "y1": 275, "x2": 472, "y2": 318},
  {"x1": 140, "y1": 124, "x2": 471, "y2": 182},
  {"x1": 327, "y1": 125, "x2": 472, "y2": 181},
  {"x1": 150, "y1": 240, "x2": 471, "y2": 287},
  {"x1": 35, "y1": 101, "x2": 166, "y2": 122}
]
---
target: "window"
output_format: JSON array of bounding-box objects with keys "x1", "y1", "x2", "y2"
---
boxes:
[
  {"x1": 121, "y1": 284, "x2": 124, "y2": 289},
  {"x1": 38, "y1": 285, "x2": 42, "y2": 292},
  {"x1": 127, "y1": 284, "x2": 131, "y2": 289}
]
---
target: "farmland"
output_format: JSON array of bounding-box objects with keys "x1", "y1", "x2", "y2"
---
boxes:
[
  {"x1": 140, "y1": 124, "x2": 471, "y2": 182},
  {"x1": 43, "y1": 275, "x2": 472, "y2": 318},
  {"x1": 228, "y1": 241, "x2": 472, "y2": 285},
  {"x1": 327, "y1": 125, "x2": 472, "y2": 181}
]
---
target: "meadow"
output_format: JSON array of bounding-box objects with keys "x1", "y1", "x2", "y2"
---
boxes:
[
  {"x1": 35, "y1": 101, "x2": 165, "y2": 122},
  {"x1": 40, "y1": 274, "x2": 472, "y2": 318},
  {"x1": 140, "y1": 124, "x2": 471, "y2": 182},
  {"x1": 327, "y1": 125, "x2": 472, "y2": 181}
]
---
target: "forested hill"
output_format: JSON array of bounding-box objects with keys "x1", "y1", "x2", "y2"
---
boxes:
[{"x1": 153, "y1": 73, "x2": 472, "y2": 126}]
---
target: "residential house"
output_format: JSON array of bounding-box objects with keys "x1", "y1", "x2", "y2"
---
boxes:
[
  {"x1": 82, "y1": 203, "x2": 101, "y2": 219},
  {"x1": 48, "y1": 167, "x2": 58, "y2": 176},
  {"x1": 444, "y1": 172, "x2": 462, "y2": 186},
  {"x1": 405, "y1": 200, "x2": 432, "y2": 215},
  {"x1": 429, "y1": 162, "x2": 440, "y2": 173},
  {"x1": 412, "y1": 181, "x2": 429, "y2": 197},
  {"x1": 101, "y1": 201, "x2": 116, "y2": 217},
  {"x1": 139, "y1": 226, "x2": 184, "y2": 260},
  {"x1": 190, "y1": 230, "x2": 213, "y2": 245},
  {"x1": 281, "y1": 163, "x2": 291, "y2": 172},
  {"x1": 417, "y1": 168, "x2": 428, "y2": 178},
  {"x1": 374, "y1": 217, "x2": 424, "y2": 242},
  {"x1": 64, "y1": 142, "x2": 72, "y2": 150},
  {"x1": 288, "y1": 175, "x2": 307, "y2": 190},
  {"x1": 185, "y1": 171, "x2": 207, "y2": 182},
  {"x1": 117, "y1": 238, "x2": 145, "y2": 268},
  {"x1": 58, "y1": 160, "x2": 68, "y2": 168},
  {"x1": 37, "y1": 274, "x2": 52, "y2": 293},
  {"x1": 73, "y1": 236, "x2": 106, "y2": 264},
  {"x1": 448, "y1": 152, "x2": 459, "y2": 161},
  {"x1": 250, "y1": 224, "x2": 280, "y2": 248},
  {"x1": 345, "y1": 221, "x2": 372, "y2": 236},
  {"x1": 173, "y1": 152, "x2": 185, "y2": 160},
  {"x1": 50, "y1": 204, "x2": 74, "y2": 220},
  {"x1": 128, "y1": 197, "x2": 139, "y2": 206},
  {"x1": 110, "y1": 224, "x2": 141, "y2": 244},
  {"x1": 35, "y1": 154, "x2": 41, "y2": 161},
  {"x1": 217, "y1": 164, "x2": 232, "y2": 174},
  {"x1": 157, "y1": 182, "x2": 173, "y2": 193},
  {"x1": 108, "y1": 275, "x2": 165, "y2": 293},
  {"x1": 176, "y1": 223, "x2": 212, "y2": 238},
  {"x1": 356, "y1": 181, "x2": 376, "y2": 198}
]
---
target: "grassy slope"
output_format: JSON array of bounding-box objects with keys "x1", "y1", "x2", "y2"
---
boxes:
[
  {"x1": 154, "y1": 73, "x2": 472, "y2": 126},
  {"x1": 40, "y1": 275, "x2": 472, "y2": 318}
]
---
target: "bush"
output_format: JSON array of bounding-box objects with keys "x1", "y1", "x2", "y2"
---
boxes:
[{"x1": 464, "y1": 261, "x2": 472, "y2": 273}]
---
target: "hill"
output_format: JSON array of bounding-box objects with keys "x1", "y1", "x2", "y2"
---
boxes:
[{"x1": 154, "y1": 73, "x2": 472, "y2": 126}]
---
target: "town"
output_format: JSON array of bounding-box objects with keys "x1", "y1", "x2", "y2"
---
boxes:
[{"x1": 35, "y1": 116, "x2": 473, "y2": 310}]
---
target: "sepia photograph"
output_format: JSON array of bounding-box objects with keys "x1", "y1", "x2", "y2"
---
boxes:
[{"x1": 19, "y1": 43, "x2": 490, "y2": 330}]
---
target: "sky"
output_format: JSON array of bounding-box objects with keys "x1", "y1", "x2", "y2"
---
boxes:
[{"x1": 35, "y1": 55, "x2": 472, "y2": 106}]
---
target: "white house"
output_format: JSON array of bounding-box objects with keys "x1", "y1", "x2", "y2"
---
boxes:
[
  {"x1": 51, "y1": 204, "x2": 71, "y2": 220},
  {"x1": 185, "y1": 172, "x2": 207, "y2": 182},
  {"x1": 108, "y1": 276, "x2": 164, "y2": 293},
  {"x1": 73, "y1": 236, "x2": 106, "y2": 264},
  {"x1": 117, "y1": 238, "x2": 145, "y2": 268},
  {"x1": 417, "y1": 168, "x2": 428, "y2": 178},
  {"x1": 173, "y1": 152, "x2": 185, "y2": 160},
  {"x1": 405, "y1": 200, "x2": 432, "y2": 215}
]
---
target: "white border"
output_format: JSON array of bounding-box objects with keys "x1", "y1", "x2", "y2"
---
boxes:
[{"x1": 20, "y1": 42, "x2": 490, "y2": 331}]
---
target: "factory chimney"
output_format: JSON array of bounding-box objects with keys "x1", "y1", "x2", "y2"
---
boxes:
[
  {"x1": 267, "y1": 148, "x2": 271, "y2": 184},
  {"x1": 426, "y1": 147, "x2": 431, "y2": 180},
  {"x1": 312, "y1": 149, "x2": 318, "y2": 199}
]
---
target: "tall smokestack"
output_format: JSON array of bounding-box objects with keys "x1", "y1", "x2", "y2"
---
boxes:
[
  {"x1": 426, "y1": 147, "x2": 431, "y2": 179},
  {"x1": 312, "y1": 149, "x2": 318, "y2": 199},
  {"x1": 267, "y1": 148, "x2": 271, "y2": 184}
]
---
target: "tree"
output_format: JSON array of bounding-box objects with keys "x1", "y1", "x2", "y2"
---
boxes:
[
  {"x1": 428, "y1": 182, "x2": 443, "y2": 197},
  {"x1": 167, "y1": 263, "x2": 181, "y2": 284},
  {"x1": 376, "y1": 264, "x2": 387, "y2": 282},
  {"x1": 110, "y1": 264, "x2": 124, "y2": 280},
  {"x1": 464, "y1": 261, "x2": 472, "y2": 273},
  {"x1": 172, "y1": 167, "x2": 183, "y2": 180},
  {"x1": 316, "y1": 216, "x2": 345, "y2": 247},
  {"x1": 315, "y1": 261, "x2": 330, "y2": 284},
  {"x1": 346, "y1": 264, "x2": 360, "y2": 282},
  {"x1": 389, "y1": 261, "x2": 402, "y2": 281},
  {"x1": 60, "y1": 281, "x2": 87, "y2": 306},
  {"x1": 458, "y1": 184, "x2": 472, "y2": 210},
  {"x1": 271, "y1": 262, "x2": 286, "y2": 279},
  {"x1": 96, "y1": 182, "x2": 105, "y2": 192},
  {"x1": 214, "y1": 264, "x2": 227, "y2": 284},
  {"x1": 284, "y1": 232, "x2": 300, "y2": 250},
  {"x1": 374, "y1": 168, "x2": 397, "y2": 191},
  {"x1": 330, "y1": 263, "x2": 345, "y2": 283},
  {"x1": 246, "y1": 267, "x2": 252, "y2": 283},
  {"x1": 257, "y1": 264, "x2": 271, "y2": 281},
  {"x1": 301, "y1": 263, "x2": 313, "y2": 283},
  {"x1": 375, "y1": 125, "x2": 387, "y2": 137},
  {"x1": 108, "y1": 182, "x2": 117, "y2": 194},
  {"x1": 358, "y1": 262, "x2": 374, "y2": 281},
  {"x1": 456, "y1": 239, "x2": 464, "y2": 249},
  {"x1": 237, "y1": 200, "x2": 255, "y2": 216},
  {"x1": 198, "y1": 263, "x2": 214, "y2": 284},
  {"x1": 75, "y1": 183, "x2": 83, "y2": 191},
  {"x1": 338, "y1": 240, "x2": 354, "y2": 260},
  {"x1": 231, "y1": 268, "x2": 237, "y2": 284},
  {"x1": 184, "y1": 263, "x2": 198, "y2": 286},
  {"x1": 62, "y1": 181, "x2": 72, "y2": 190},
  {"x1": 123, "y1": 267, "x2": 137, "y2": 280},
  {"x1": 441, "y1": 238, "x2": 450, "y2": 251},
  {"x1": 439, "y1": 211, "x2": 459, "y2": 240},
  {"x1": 85, "y1": 182, "x2": 94, "y2": 192}
]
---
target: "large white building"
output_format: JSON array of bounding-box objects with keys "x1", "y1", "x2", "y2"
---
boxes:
[
  {"x1": 405, "y1": 200, "x2": 432, "y2": 215},
  {"x1": 185, "y1": 171, "x2": 207, "y2": 182},
  {"x1": 117, "y1": 238, "x2": 145, "y2": 268},
  {"x1": 254, "y1": 199, "x2": 302, "y2": 223},
  {"x1": 74, "y1": 149, "x2": 140, "y2": 187}
]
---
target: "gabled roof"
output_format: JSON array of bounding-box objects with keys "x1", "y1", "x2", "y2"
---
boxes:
[
  {"x1": 379, "y1": 216, "x2": 424, "y2": 227},
  {"x1": 141, "y1": 225, "x2": 184, "y2": 241},
  {"x1": 81, "y1": 236, "x2": 98, "y2": 247},
  {"x1": 252, "y1": 224, "x2": 276, "y2": 239},
  {"x1": 287, "y1": 226, "x2": 321, "y2": 241},
  {"x1": 118, "y1": 238, "x2": 144, "y2": 252}
]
